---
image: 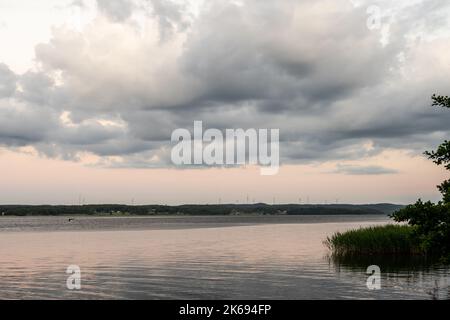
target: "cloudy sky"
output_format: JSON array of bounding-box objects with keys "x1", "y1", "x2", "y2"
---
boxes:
[{"x1": 0, "y1": 0, "x2": 449, "y2": 205}]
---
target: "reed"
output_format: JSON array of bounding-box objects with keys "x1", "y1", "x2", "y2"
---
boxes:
[{"x1": 325, "y1": 224, "x2": 424, "y2": 256}]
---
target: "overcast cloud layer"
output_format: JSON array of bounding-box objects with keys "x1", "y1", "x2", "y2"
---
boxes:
[{"x1": 0, "y1": 0, "x2": 450, "y2": 170}]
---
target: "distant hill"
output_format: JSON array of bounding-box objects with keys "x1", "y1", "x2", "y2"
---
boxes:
[
  {"x1": 290, "y1": 203, "x2": 405, "y2": 215},
  {"x1": 0, "y1": 203, "x2": 404, "y2": 216},
  {"x1": 353, "y1": 204, "x2": 406, "y2": 215}
]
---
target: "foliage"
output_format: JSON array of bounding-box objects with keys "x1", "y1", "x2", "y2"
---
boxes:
[
  {"x1": 424, "y1": 141, "x2": 450, "y2": 171},
  {"x1": 391, "y1": 94, "x2": 450, "y2": 261}
]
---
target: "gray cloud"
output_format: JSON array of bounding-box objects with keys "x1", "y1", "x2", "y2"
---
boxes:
[
  {"x1": 0, "y1": 101, "x2": 55, "y2": 146},
  {"x1": 96, "y1": 0, "x2": 135, "y2": 22},
  {"x1": 17, "y1": 71, "x2": 55, "y2": 105},
  {"x1": 0, "y1": 0, "x2": 450, "y2": 167},
  {"x1": 149, "y1": 0, "x2": 191, "y2": 41},
  {"x1": 334, "y1": 164, "x2": 399, "y2": 175},
  {"x1": 0, "y1": 63, "x2": 17, "y2": 97}
]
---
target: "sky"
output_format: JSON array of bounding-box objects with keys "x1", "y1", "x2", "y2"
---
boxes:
[{"x1": 0, "y1": 0, "x2": 449, "y2": 205}]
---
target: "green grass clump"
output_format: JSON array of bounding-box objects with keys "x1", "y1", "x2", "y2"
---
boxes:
[{"x1": 325, "y1": 224, "x2": 423, "y2": 257}]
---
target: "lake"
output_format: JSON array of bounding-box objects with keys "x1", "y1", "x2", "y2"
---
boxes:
[{"x1": 0, "y1": 215, "x2": 448, "y2": 299}]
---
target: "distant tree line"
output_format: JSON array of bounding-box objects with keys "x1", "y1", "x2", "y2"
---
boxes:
[{"x1": 0, "y1": 203, "x2": 402, "y2": 217}]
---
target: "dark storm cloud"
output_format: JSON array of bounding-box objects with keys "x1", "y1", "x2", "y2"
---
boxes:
[
  {"x1": 179, "y1": 0, "x2": 396, "y2": 108},
  {"x1": 0, "y1": 0, "x2": 449, "y2": 167}
]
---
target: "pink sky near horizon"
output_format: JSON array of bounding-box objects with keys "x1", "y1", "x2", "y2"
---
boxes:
[{"x1": 0, "y1": 147, "x2": 446, "y2": 205}]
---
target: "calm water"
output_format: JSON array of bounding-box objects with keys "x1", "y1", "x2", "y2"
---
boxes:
[{"x1": 0, "y1": 215, "x2": 448, "y2": 300}]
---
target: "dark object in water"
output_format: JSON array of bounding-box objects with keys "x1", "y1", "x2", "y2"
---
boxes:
[{"x1": 68, "y1": 218, "x2": 74, "y2": 222}]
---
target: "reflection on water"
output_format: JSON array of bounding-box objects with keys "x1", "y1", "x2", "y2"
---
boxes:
[
  {"x1": 329, "y1": 255, "x2": 450, "y2": 300},
  {"x1": 0, "y1": 215, "x2": 448, "y2": 300}
]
